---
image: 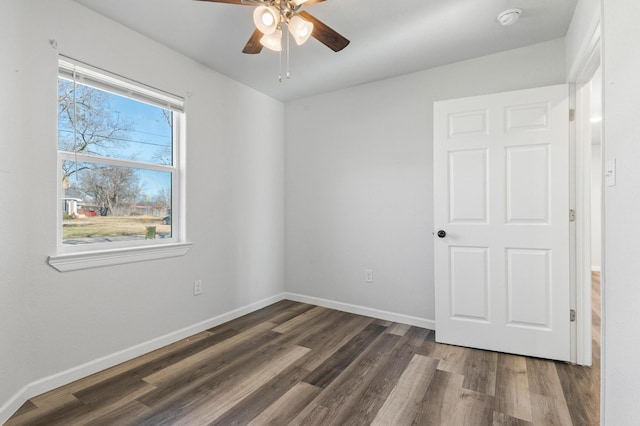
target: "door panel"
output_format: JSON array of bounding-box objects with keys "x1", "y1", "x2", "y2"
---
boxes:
[
  {"x1": 505, "y1": 102, "x2": 550, "y2": 131},
  {"x1": 449, "y1": 149, "x2": 488, "y2": 223},
  {"x1": 448, "y1": 110, "x2": 488, "y2": 137},
  {"x1": 434, "y1": 84, "x2": 570, "y2": 361},
  {"x1": 450, "y1": 246, "x2": 489, "y2": 321},
  {"x1": 506, "y1": 145, "x2": 549, "y2": 223},
  {"x1": 506, "y1": 248, "x2": 551, "y2": 328}
]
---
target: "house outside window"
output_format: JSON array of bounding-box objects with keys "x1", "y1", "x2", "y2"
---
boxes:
[{"x1": 51, "y1": 57, "x2": 189, "y2": 269}]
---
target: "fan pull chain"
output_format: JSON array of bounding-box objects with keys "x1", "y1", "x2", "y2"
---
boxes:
[
  {"x1": 278, "y1": 47, "x2": 282, "y2": 83},
  {"x1": 286, "y1": 24, "x2": 291, "y2": 79}
]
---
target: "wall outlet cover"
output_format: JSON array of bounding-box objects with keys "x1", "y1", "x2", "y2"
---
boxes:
[
  {"x1": 365, "y1": 269, "x2": 373, "y2": 283},
  {"x1": 193, "y1": 280, "x2": 203, "y2": 296}
]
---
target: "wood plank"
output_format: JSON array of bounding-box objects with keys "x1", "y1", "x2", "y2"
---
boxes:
[
  {"x1": 463, "y1": 348, "x2": 498, "y2": 396},
  {"x1": 371, "y1": 354, "x2": 439, "y2": 425},
  {"x1": 268, "y1": 302, "x2": 317, "y2": 326},
  {"x1": 209, "y1": 365, "x2": 311, "y2": 425},
  {"x1": 526, "y1": 357, "x2": 566, "y2": 398},
  {"x1": 494, "y1": 354, "x2": 533, "y2": 422},
  {"x1": 339, "y1": 340, "x2": 417, "y2": 425},
  {"x1": 529, "y1": 393, "x2": 573, "y2": 425},
  {"x1": 271, "y1": 307, "x2": 350, "y2": 349},
  {"x1": 206, "y1": 300, "x2": 298, "y2": 334},
  {"x1": 294, "y1": 313, "x2": 373, "y2": 370},
  {"x1": 492, "y1": 411, "x2": 534, "y2": 425},
  {"x1": 444, "y1": 388, "x2": 495, "y2": 426},
  {"x1": 555, "y1": 361, "x2": 599, "y2": 426},
  {"x1": 140, "y1": 345, "x2": 310, "y2": 425},
  {"x1": 386, "y1": 322, "x2": 411, "y2": 336},
  {"x1": 272, "y1": 306, "x2": 328, "y2": 334},
  {"x1": 137, "y1": 332, "x2": 287, "y2": 409},
  {"x1": 289, "y1": 403, "x2": 332, "y2": 426},
  {"x1": 302, "y1": 323, "x2": 386, "y2": 388},
  {"x1": 322, "y1": 333, "x2": 400, "y2": 410},
  {"x1": 411, "y1": 326, "x2": 437, "y2": 356},
  {"x1": 66, "y1": 383, "x2": 156, "y2": 425},
  {"x1": 294, "y1": 312, "x2": 364, "y2": 350},
  {"x1": 247, "y1": 382, "x2": 321, "y2": 426},
  {"x1": 84, "y1": 400, "x2": 150, "y2": 426},
  {"x1": 8, "y1": 383, "x2": 155, "y2": 426},
  {"x1": 406, "y1": 325, "x2": 434, "y2": 347},
  {"x1": 135, "y1": 343, "x2": 306, "y2": 424},
  {"x1": 431, "y1": 342, "x2": 469, "y2": 375},
  {"x1": 412, "y1": 369, "x2": 459, "y2": 426},
  {"x1": 373, "y1": 319, "x2": 393, "y2": 327},
  {"x1": 6, "y1": 397, "x2": 89, "y2": 426},
  {"x1": 293, "y1": 332, "x2": 402, "y2": 425},
  {"x1": 143, "y1": 321, "x2": 276, "y2": 386}
]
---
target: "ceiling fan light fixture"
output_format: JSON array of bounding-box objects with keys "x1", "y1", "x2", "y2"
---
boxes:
[
  {"x1": 253, "y1": 5, "x2": 279, "y2": 35},
  {"x1": 291, "y1": 0, "x2": 310, "y2": 6},
  {"x1": 289, "y1": 15, "x2": 313, "y2": 45},
  {"x1": 260, "y1": 29, "x2": 283, "y2": 51},
  {"x1": 497, "y1": 8, "x2": 522, "y2": 26}
]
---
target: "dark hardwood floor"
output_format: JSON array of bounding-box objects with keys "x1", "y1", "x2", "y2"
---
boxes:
[{"x1": 6, "y1": 274, "x2": 600, "y2": 425}]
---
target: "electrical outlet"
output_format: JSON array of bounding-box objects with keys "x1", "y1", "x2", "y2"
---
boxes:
[
  {"x1": 193, "y1": 280, "x2": 202, "y2": 296},
  {"x1": 365, "y1": 269, "x2": 373, "y2": 283}
]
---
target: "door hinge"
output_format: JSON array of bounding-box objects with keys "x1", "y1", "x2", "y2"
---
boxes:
[
  {"x1": 570, "y1": 309, "x2": 576, "y2": 322},
  {"x1": 569, "y1": 109, "x2": 576, "y2": 122},
  {"x1": 569, "y1": 209, "x2": 576, "y2": 222}
]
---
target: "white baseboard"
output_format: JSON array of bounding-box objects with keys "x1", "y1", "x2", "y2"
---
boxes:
[
  {"x1": 284, "y1": 292, "x2": 436, "y2": 330},
  {"x1": 0, "y1": 384, "x2": 31, "y2": 426},
  {"x1": 592, "y1": 266, "x2": 601, "y2": 272},
  {"x1": 1, "y1": 292, "x2": 435, "y2": 423},
  {"x1": 0, "y1": 293, "x2": 285, "y2": 424}
]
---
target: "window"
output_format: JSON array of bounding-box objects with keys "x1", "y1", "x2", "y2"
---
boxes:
[{"x1": 50, "y1": 58, "x2": 190, "y2": 271}]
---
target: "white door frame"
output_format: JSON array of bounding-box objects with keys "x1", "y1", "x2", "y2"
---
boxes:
[{"x1": 569, "y1": 18, "x2": 602, "y2": 366}]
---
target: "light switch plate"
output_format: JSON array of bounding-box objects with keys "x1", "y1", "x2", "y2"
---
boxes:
[{"x1": 605, "y1": 158, "x2": 616, "y2": 187}]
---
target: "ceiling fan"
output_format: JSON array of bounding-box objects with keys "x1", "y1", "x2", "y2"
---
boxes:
[{"x1": 196, "y1": 0, "x2": 350, "y2": 54}]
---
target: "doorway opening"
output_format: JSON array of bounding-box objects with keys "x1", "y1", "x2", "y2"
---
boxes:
[
  {"x1": 588, "y1": 66, "x2": 602, "y2": 371},
  {"x1": 574, "y1": 56, "x2": 602, "y2": 367}
]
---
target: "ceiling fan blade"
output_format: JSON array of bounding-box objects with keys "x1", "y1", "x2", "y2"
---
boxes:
[
  {"x1": 298, "y1": 11, "x2": 350, "y2": 52},
  {"x1": 242, "y1": 29, "x2": 264, "y2": 54},
  {"x1": 293, "y1": 0, "x2": 326, "y2": 5},
  {"x1": 195, "y1": 0, "x2": 252, "y2": 5}
]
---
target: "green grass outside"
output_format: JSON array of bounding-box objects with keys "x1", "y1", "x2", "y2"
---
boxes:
[{"x1": 63, "y1": 215, "x2": 170, "y2": 239}]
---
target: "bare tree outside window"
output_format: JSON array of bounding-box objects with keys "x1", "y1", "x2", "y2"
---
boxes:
[{"x1": 58, "y1": 79, "x2": 132, "y2": 184}]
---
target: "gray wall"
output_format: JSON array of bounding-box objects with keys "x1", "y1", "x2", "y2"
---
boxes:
[
  {"x1": 1, "y1": 0, "x2": 284, "y2": 413},
  {"x1": 603, "y1": 0, "x2": 640, "y2": 422},
  {"x1": 285, "y1": 39, "x2": 567, "y2": 322},
  {"x1": 0, "y1": 0, "x2": 29, "y2": 412}
]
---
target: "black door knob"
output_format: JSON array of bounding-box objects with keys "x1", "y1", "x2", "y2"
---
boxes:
[{"x1": 437, "y1": 230, "x2": 446, "y2": 238}]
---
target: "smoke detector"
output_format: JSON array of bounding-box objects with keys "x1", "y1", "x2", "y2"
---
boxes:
[{"x1": 497, "y1": 8, "x2": 522, "y2": 26}]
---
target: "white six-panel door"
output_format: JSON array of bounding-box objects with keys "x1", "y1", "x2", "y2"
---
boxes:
[{"x1": 433, "y1": 85, "x2": 570, "y2": 361}]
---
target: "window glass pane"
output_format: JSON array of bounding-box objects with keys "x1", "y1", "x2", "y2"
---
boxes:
[
  {"x1": 58, "y1": 78, "x2": 173, "y2": 166},
  {"x1": 62, "y1": 161, "x2": 172, "y2": 244}
]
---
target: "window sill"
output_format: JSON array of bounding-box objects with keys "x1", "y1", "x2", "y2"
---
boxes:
[{"x1": 48, "y1": 242, "x2": 192, "y2": 272}]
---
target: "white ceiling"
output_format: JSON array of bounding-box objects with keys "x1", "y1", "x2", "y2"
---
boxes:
[{"x1": 73, "y1": 0, "x2": 578, "y2": 101}]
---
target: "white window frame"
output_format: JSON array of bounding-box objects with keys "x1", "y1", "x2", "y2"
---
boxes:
[{"x1": 49, "y1": 57, "x2": 190, "y2": 272}]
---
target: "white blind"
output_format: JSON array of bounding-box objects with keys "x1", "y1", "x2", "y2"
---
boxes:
[{"x1": 58, "y1": 56, "x2": 184, "y2": 113}]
